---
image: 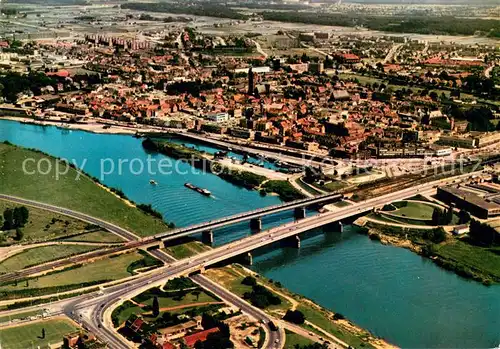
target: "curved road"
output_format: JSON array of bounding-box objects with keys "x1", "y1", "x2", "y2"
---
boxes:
[{"x1": 0, "y1": 194, "x2": 284, "y2": 349}]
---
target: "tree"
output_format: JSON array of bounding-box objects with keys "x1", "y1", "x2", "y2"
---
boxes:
[
  {"x1": 152, "y1": 296, "x2": 160, "y2": 317},
  {"x1": 41, "y1": 328, "x2": 45, "y2": 339},
  {"x1": 192, "y1": 290, "x2": 201, "y2": 301},
  {"x1": 283, "y1": 310, "x2": 305, "y2": 324},
  {"x1": 469, "y1": 219, "x2": 498, "y2": 246},
  {"x1": 2, "y1": 208, "x2": 13, "y2": 230},
  {"x1": 458, "y1": 210, "x2": 470, "y2": 225},
  {"x1": 424, "y1": 227, "x2": 447, "y2": 243},
  {"x1": 13, "y1": 206, "x2": 29, "y2": 228},
  {"x1": 14, "y1": 228, "x2": 23, "y2": 241},
  {"x1": 241, "y1": 276, "x2": 257, "y2": 286}
]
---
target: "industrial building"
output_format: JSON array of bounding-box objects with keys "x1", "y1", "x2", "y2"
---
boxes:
[{"x1": 436, "y1": 186, "x2": 500, "y2": 219}]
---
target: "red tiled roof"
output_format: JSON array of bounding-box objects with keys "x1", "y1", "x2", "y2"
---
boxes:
[
  {"x1": 130, "y1": 318, "x2": 144, "y2": 332},
  {"x1": 47, "y1": 70, "x2": 70, "y2": 78},
  {"x1": 183, "y1": 328, "x2": 219, "y2": 347}
]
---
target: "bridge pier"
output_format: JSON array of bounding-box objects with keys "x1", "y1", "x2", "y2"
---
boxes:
[
  {"x1": 335, "y1": 221, "x2": 343, "y2": 233},
  {"x1": 241, "y1": 252, "x2": 253, "y2": 266},
  {"x1": 250, "y1": 217, "x2": 262, "y2": 232},
  {"x1": 201, "y1": 230, "x2": 214, "y2": 245},
  {"x1": 282, "y1": 235, "x2": 300, "y2": 249},
  {"x1": 294, "y1": 207, "x2": 306, "y2": 220}
]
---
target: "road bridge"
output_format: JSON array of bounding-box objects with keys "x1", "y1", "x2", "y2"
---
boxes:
[
  {"x1": 0, "y1": 192, "x2": 342, "y2": 283},
  {"x1": 0, "y1": 170, "x2": 482, "y2": 349}
]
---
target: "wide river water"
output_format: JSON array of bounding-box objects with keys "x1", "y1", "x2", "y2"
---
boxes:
[{"x1": 1, "y1": 119, "x2": 499, "y2": 348}]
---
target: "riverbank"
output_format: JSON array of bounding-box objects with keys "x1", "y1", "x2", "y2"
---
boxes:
[
  {"x1": 0, "y1": 142, "x2": 169, "y2": 237},
  {"x1": 361, "y1": 221, "x2": 500, "y2": 286},
  {"x1": 205, "y1": 263, "x2": 397, "y2": 349},
  {"x1": 143, "y1": 138, "x2": 304, "y2": 202},
  {"x1": 0, "y1": 116, "x2": 141, "y2": 135}
]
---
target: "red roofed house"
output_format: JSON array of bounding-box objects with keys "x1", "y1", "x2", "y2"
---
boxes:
[
  {"x1": 46, "y1": 70, "x2": 70, "y2": 78},
  {"x1": 183, "y1": 327, "x2": 220, "y2": 348},
  {"x1": 130, "y1": 318, "x2": 144, "y2": 332},
  {"x1": 334, "y1": 53, "x2": 360, "y2": 64}
]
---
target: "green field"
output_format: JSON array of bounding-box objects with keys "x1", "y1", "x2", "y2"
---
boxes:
[
  {"x1": 297, "y1": 305, "x2": 374, "y2": 349},
  {"x1": 434, "y1": 240, "x2": 500, "y2": 280},
  {"x1": 0, "y1": 244, "x2": 100, "y2": 274},
  {"x1": 0, "y1": 143, "x2": 168, "y2": 237},
  {"x1": 163, "y1": 240, "x2": 210, "y2": 259},
  {"x1": 318, "y1": 180, "x2": 348, "y2": 192},
  {"x1": 377, "y1": 201, "x2": 459, "y2": 226},
  {"x1": 206, "y1": 266, "x2": 292, "y2": 312},
  {"x1": 332, "y1": 200, "x2": 351, "y2": 208},
  {"x1": 113, "y1": 287, "x2": 219, "y2": 326},
  {"x1": 285, "y1": 330, "x2": 314, "y2": 348},
  {"x1": 0, "y1": 200, "x2": 88, "y2": 243},
  {"x1": 63, "y1": 230, "x2": 125, "y2": 243},
  {"x1": 0, "y1": 319, "x2": 78, "y2": 349},
  {"x1": 0, "y1": 252, "x2": 149, "y2": 294},
  {"x1": 388, "y1": 201, "x2": 435, "y2": 220}
]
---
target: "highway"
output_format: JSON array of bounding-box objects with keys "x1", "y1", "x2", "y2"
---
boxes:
[{"x1": 0, "y1": 192, "x2": 342, "y2": 283}]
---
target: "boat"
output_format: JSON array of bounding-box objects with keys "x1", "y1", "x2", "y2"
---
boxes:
[
  {"x1": 149, "y1": 180, "x2": 158, "y2": 185},
  {"x1": 184, "y1": 183, "x2": 211, "y2": 196}
]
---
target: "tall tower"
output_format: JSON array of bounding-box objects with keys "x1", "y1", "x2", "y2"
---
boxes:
[{"x1": 247, "y1": 67, "x2": 254, "y2": 96}]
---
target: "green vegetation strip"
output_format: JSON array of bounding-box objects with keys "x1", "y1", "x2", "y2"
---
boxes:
[
  {"x1": 433, "y1": 240, "x2": 500, "y2": 283},
  {"x1": 62, "y1": 230, "x2": 125, "y2": 243},
  {"x1": 0, "y1": 142, "x2": 168, "y2": 237},
  {"x1": 0, "y1": 244, "x2": 101, "y2": 274},
  {"x1": 297, "y1": 305, "x2": 374, "y2": 349},
  {"x1": 0, "y1": 251, "x2": 157, "y2": 298}
]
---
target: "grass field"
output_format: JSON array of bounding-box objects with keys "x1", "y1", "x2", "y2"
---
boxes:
[
  {"x1": 141, "y1": 290, "x2": 217, "y2": 309},
  {"x1": 0, "y1": 143, "x2": 168, "y2": 237},
  {"x1": 0, "y1": 244, "x2": 100, "y2": 274},
  {"x1": 297, "y1": 305, "x2": 373, "y2": 349},
  {"x1": 0, "y1": 318, "x2": 78, "y2": 349},
  {"x1": 0, "y1": 252, "x2": 147, "y2": 293},
  {"x1": 377, "y1": 201, "x2": 460, "y2": 226},
  {"x1": 317, "y1": 180, "x2": 348, "y2": 192},
  {"x1": 63, "y1": 230, "x2": 125, "y2": 243},
  {"x1": 113, "y1": 288, "x2": 219, "y2": 326},
  {"x1": 0, "y1": 200, "x2": 88, "y2": 243},
  {"x1": 389, "y1": 201, "x2": 435, "y2": 220},
  {"x1": 205, "y1": 266, "x2": 291, "y2": 312},
  {"x1": 284, "y1": 330, "x2": 314, "y2": 348},
  {"x1": 163, "y1": 240, "x2": 210, "y2": 259},
  {"x1": 434, "y1": 240, "x2": 500, "y2": 280}
]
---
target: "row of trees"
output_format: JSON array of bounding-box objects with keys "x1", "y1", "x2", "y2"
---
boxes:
[
  {"x1": 241, "y1": 276, "x2": 282, "y2": 309},
  {"x1": 1, "y1": 206, "x2": 29, "y2": 231},
  {"x1": 469, "y1": 219, "x2": 499, "y2": 247},
  {"x1": 261, "y1": 11, "x2": 500, "y2": 38},
  {"x1": 431, "y1": 207, "x2": 454, "y2": 226}
]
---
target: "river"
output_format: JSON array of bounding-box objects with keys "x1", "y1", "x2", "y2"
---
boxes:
[{"x1": 1, "y1": 119, "x2": 499, "y2": 348}]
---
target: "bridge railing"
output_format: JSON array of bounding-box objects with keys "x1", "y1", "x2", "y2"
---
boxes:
[{"x1": 152, "y1": 192, "x2": 342, "y2": 240}]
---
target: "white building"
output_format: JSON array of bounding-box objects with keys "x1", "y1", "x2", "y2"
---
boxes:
[{"x1": 205, "y1": 112, "x2": 229, "y2": 123}]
